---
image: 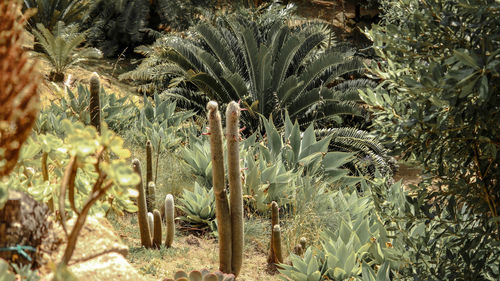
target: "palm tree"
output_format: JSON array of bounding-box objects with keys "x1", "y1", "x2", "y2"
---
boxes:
[{"x1": 124, "y1": 5, "x2": 375, "y2": 132}]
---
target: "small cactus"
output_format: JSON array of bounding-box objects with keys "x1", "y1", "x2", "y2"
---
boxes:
[
  {"x1": 207, "y1": 101, "x2": 232, "y2": 273},
  {"x1": 147, "y1": 181, "x2": 156, "y2": 213},
  {"x1": 293, "y1": 244, "x2": 303, "y2": 256},
  {"x1": 226, "y1": 101, "x2": 244, "y2": 277},
  {"x1": 89, "y1": 72, "x2": 101, "y2": 133},
  {"x1": 268, "y1": 201, "x2": 279, "y2": 264},
  {"x1": 153, "y1": 209, "x2": 162, "y2": 249},
  {"x1": 165, "y1": 269, "x2": 235, "y2": 281},
  {"x1": 299, "y1": 237, "x2": 307, "y2": 251},
  {"x1": 146, "y1": 140, "x2": 154, "y2": 211},
  {"x1": 132, "y1": 158, "x2": 152, "y2": 248},
  {"x1": 165, "y1": 194, "x2": 175, "y2": 247},
  {"x1": 272, "y1": 225, "x2": 283, "y2": 264},
  {"x1": 147, "y1": 212, "x2": 154, "y2": 238}
]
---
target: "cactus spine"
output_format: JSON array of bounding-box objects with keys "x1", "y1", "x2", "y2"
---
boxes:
[
  {"x1": 132, "y1": 158, "x2": 152, "y2": 248},
  {"x1": 89, "y1": 72, "x2": 101, "y2": 133},
  {"x1": 165, "y1": 194, "x2": 175, "y2": 247},
  {"x1": 272, "y1": 225, "x2": 283, "y2": 264},
  {"x1": 153, "y1": 209, "x2": 162, "y2": 249},
  {"x1": 146, "y1": 140, "x2": 154, "y2": 211},
  {"x1": 226, "y1": 101, "x2": 243, "y2": 277},
  {"x1": 207, "y1": 101, "x2": 232, "y2": 273},
  {"x1": 268, "y1": 201, "x2": 279, "y2": 264}
]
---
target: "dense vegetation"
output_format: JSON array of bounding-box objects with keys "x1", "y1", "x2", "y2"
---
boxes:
[{"x1": 0, "y1": 0, "x2": 498, "y2": 280}]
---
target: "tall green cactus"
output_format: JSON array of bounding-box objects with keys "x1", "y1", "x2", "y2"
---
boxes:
[
  {"x1": 89, "y1": 72, "x2": 101, "y2": 133},
  {"x1": 207, "y1": 101, "x2": 232, "y2": 273},
  {"x1": 226, "y1": 101, "x2": 244, "y2": 277},
  {"x1": 132, "y1": 158, "x2": 152, "y2": 248},
  {"x1": 146, "y1": 140, "x2": 154, "y2": 212},
  {"x1": 165, "y1": 194, "x2": 175, "y2": 247},
  {"x1": 268, "y1": 201, "x2": 279, "y2": 264},
  {"x1": 153, "y1": 209, "x2": 162, "y2": 249}
]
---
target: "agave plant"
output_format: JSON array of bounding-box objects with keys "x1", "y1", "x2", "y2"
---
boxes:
[
  {"x1": 32, "y1": 22, "x2": 102, "y2": 81},
  {"x1": 177, "y1": 182, "x2": 217, "y2": 232},
  {"x1": 125, "y1": 5, "x2": 374, "y2": 132}
]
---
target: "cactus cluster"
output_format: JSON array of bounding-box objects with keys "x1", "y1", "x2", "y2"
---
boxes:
[
  {"x1": 206, "y1": 101, "x2": 244, "y2": 276},
  {"x1": 132, "y1": 158, "x2": 175, "y2": 249},
  {"x1": 164, "y1": 269, "x2": 235, "y2": 281}
]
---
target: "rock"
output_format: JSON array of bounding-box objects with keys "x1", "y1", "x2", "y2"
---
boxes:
[
  {"x1": 43, "y1": 216, "x2": 146, "y2": 281},
  {"x1": 68, "y1": 252, "x2": 146, "y2": 281},
  {"x1": 51, "y1": 216, "x2": 128, "y2": 263},
  {"x1": 0, "y1": 190, "x2": 60, "y2": 267}
]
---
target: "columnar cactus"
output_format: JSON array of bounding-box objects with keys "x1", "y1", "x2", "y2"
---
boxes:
[
  {"x1": 226, "y1": 101, "x2": 244, "y2": 277},
  {"x1": 132, "y1": 159, "x2": 152, "y2": 248},
  {"x1": 272, "y1": 225, "x2": 283, "y2": 264},
  {"x1": 89, "y1": 72, "x2": 101, "y2": 133},
  {"x1": 153, "y1": 209, "x2": 162, "y2": 249},
  {"x1": 147, "y1": 212, "x2": 154, "y2": 238},
  {"x1": 165, "y1": 194, "x2": 175, "y2": 248},
  {"x1": 146, "y1": 140, "x2": 154, "y2": 211},
  {"x1": 147, "y1": 181, "x2": 156, "y2": 213},
  {"x1": 207, "y1": 101, "x2": 232, "y2": 273},
  {"x1": 268, "y1": 201, "x2": 279, "y2": 264}
]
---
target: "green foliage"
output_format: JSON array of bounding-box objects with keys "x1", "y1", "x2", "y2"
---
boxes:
[
  {"x1": 22, "y1": 0, "x2": 88, "y2": 32},
  {"x1": 131, "y1": 94, "x2": 195, "y2": 153},
  {"x1": 317, "y1": 127, "x2": 395, "y2": 178},
  {"x1": 361, "y1": 0, "x2": 500, "y2": 217},
  {"x1": 35, "y1": 83, "x2": 137, "y2": 135},
  {"x1": 81, "y1": 0, "x2": 151, "y2": 57},
  {"x1": 11, "y1": 264, "x2": 40, "y2": 281},
  {"x1": 177, "y1": 182, "x2": 216, "y2": 232},
  {"x1": 32, "y1": 22, "x2": 102, "y2": 81},
  {"x1": 125, "y1": 5, "x2": 373, "y2": 132},
  {"x1": 369, "y1": 177, "x2": 500, "y2": 280},
  {"x1": 4, "y1": 120, "x2": 139, "y2": 217},
  {"x1": 279, "y1": 185, "x2": 402, "y2": 281}
]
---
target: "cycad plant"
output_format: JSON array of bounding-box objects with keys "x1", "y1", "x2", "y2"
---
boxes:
[
  {"x1": 22, "y1": 0, "x2": 89, "y2": 32},
  {"x1": 32, "y1": 22, "x2": 102, "y2": 81},
  {"x1": 125, "y1": 5, "x2": 374, "y2": 132}
]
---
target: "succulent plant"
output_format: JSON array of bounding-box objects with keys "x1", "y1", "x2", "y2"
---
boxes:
[
  {"x1": 89, "y1": 72, "x2": 101, "y2": 133},
  {"x1": 177, "y1": 182, "x2": 216, "y2": 231},
  {"x1": 164, "y1": 269, "x2": 235, "y2": 281},
  {"x1": 206, "y1": 101, "x2": 232, "y2": 273},
  {"x1": 147, "y1": 211, "x2": 154, "y2": 238},
  {"x1": 132, "y1": 158, "x2": 152, "y2": 248},
  {"x1": 153, "y1": 209, "x2": 162, "y2": 249},
  {"x1": 147, "y1": 181, "x2": 156, "y2": 213},
  {"x1": 268, "y1": 201, "x2": 280, "y2": 264},
  {"x1": 226, "y1": 101, "x2": 244, "y2": 276},
  {"x1": 272, "y1": 225, "x2": 283, "y2": 264},
  {"x1": 165, "y1": 193, "x2": 175, "y2": 247},
  {"x1": 146, "y1": 140, "x2": 154, "y2": 211}
]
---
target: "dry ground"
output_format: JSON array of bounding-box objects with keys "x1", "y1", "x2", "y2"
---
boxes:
[{"x1": 108, "y1": 214, "x2": 283, "y2": 281}]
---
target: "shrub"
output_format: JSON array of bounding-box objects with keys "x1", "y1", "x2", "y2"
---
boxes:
[{"x1": 361, "y1": 0, "x2": 500, "y2": 220}]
